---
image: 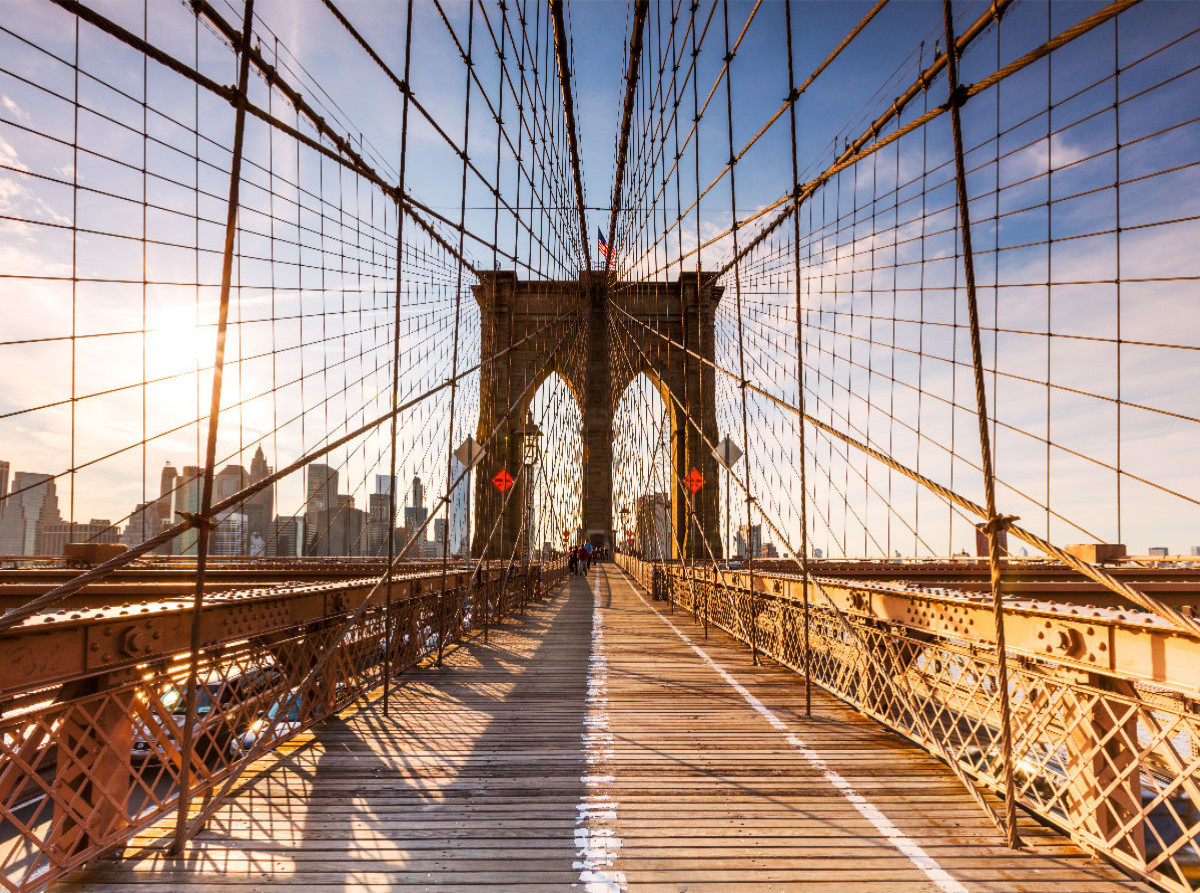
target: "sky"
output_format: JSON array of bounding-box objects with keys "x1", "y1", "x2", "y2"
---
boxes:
[{"x1": 0, "y1": 0, "x2": 1197, "y2": 559}]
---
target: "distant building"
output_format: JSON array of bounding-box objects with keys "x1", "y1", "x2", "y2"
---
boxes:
[
  {"x1": 199, "y1": 451, "x2": 275, "y2": 557},
  {"x1": 0, "y1": 472, "x2": 61, "y2": 556},
  {"x1": 211, "y1": 512, "x2": 248, "y2": 557},
  {"x1": 39, "y1": 519, "x2": 121, "y2": 556},
  {"x1": 325, "y1": 494, "x2": 365, "y2": 556},
  {"x1": 813, "y1": 547, "x2": 824, "y2": 559},
  {"x1": 270, "y1": 516, "x2": 300, "y2": 558},
  {"x1": 634, "y1": 493, "x2": 672, "y2": 560},
  {"x1": 760, "y1": 542, "x2": 778, "y2": 558},
  {"x1": 174, "y1": 466, "x2": 203, "y2": 555},
  {"x1": 974, "y1": 523, "x2": 1009, "y2": 557},
  {"x1": 155, "y1": 462, "x2": 177, "y2": 527},
  {"x1": 735, "y1": 524, "x2": 761, "y2": 560},
  {"x1": 212, "y1": 465, "x2": 249, "y2": 555},
  {"x1": 122, "y1": 502, "x2": 156, "y2": 549},
  {"x1": 433, "y1": 517, "x2": 447, "y2": 557},
  {"x1": 404, "y1": 475, "x2": 428, "y2": 533},
  {"x1": 1191, "y1": 547, "x2": 1200, "y2": 557},
  {"x1": 304, "y1": 464, "x2": 339, "y2": 555},
  {"x1": 1148, "y1": 547, "x2": 1170, "y2": 558},
  {"x1": 367, "y1": 491, "x2": 391, "y2": 557},
  {"x1": 448, "y1": 456, "x2": 470, "y2": 558},
  {"x1": 246, "y1": 447, "x2": 274, "y2": 554}
]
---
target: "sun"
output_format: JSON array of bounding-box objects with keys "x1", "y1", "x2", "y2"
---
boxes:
[{"x1": 145, "y1": 306, "x2": 215, "y2": 381}]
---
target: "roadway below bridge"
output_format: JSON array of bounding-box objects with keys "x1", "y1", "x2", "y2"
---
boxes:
[{"x1": 60, "y1": 564, "x2": 1145, "y2": 892}]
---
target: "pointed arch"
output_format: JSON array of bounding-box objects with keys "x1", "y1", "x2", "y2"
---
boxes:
[
  {"x1": 526, "y1": 371, "x2": 584, "y2": 556},
  {"x1": 612, "y1": 370, "x2": 681, "y2": 559}
]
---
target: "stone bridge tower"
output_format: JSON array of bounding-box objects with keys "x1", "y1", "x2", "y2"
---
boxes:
[{"x1": 471, "y1": 270, "x2": 722, "y2": 561}]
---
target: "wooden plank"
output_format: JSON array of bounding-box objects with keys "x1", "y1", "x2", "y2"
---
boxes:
[{"x1": 59, "y1": 565, "x2": 1148, "y2": 891}]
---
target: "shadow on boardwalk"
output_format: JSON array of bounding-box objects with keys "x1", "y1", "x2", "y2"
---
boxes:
[{"x1": 58, "y1": 580, "x2": 593, "y2": 891}]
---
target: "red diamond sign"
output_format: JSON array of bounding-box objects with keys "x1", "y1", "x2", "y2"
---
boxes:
[
  {"x1": 561, "y1": 529, "x2": 570, "y2": 541},
  {"x1": 683, "y1": 467, "x2": 705, "y2": 493},
  {"x1": 492, "y1": 469, "x2": 515, "y2": 493}
]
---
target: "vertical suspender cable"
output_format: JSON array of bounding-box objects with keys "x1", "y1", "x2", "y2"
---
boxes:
[
  {"x1": 437, "y1": 0, "x2": 476, "y2": 668},
  {"x1": 941, "y1": 0, "x2": 1019, "y2": 849},
  {"x1": 721, "y1": 0, "x2": 757, "y2": 664},
  {"x1": 383, "y1": 0, "x2": 416, "y2": 716},
  {"x1": 171, "y1": 0, "x2": 255, "y2": 857},
  {"x1": 783, "y1": 0, "x2": 812, "y2": 717}
]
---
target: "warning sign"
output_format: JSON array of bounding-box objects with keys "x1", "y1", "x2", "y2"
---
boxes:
[
  {"x1": 683, "y1": 468, "x2": 705, "y2": 493},
  {"x1": 492, "y1": 469, "x2": 515, "y2": 493}
]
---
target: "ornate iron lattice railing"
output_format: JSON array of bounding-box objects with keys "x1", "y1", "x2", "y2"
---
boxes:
[
  {"x1": 620, "y1": 555, "x2": 1200, "y2": 892},
  {"x1": 0, "y1": 562, "x2": 563, "y2": 893}
]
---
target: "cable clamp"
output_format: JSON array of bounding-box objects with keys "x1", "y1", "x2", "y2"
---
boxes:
[
  {"x1": 177, "y1": 511, "x2": 216, "y2": 534},
  {"x1": 982, "y1": 513, "x2": 1019, "y2": 536},
  {"x1": 948, "y1": 83, "x2": 969, "y2": 109}
]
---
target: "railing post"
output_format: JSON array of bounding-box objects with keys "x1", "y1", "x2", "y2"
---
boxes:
[
  {"x1": 1062, "y1": 674, "x2": 1145, "y2": 861},
  {"x1": 49, "y1": 674, "x2": 134, "y2": 861}
]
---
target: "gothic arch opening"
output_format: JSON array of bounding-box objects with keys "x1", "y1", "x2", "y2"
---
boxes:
[
  {"x1": 612, "y1": 371, "x2": 678, "y2": 559},
  {"x1": 525, "y1": 371, "x2": 583, "y2": 558}
]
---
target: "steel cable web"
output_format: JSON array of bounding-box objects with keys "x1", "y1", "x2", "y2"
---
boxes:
[
  {"x1": 0, "y1": 0, "x2": 588, "y2": 885},
  {"x1": 1, "y1": 1, "x2": 1200, "y2": 892},
  {"x1": 605, "y1": 1, "x2": 1200, "y2": 890}
]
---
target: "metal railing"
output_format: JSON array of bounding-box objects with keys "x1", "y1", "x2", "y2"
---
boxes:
[
  {"x1": 619, "y1": 555, "x2": 1200, "y2": 893},
  {"x1": 0, "y1": 560, "x2": 564, "y2": 892}
]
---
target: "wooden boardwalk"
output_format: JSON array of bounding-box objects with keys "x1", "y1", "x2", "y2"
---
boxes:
[{"x1": 60, "y1": 564, "x2": 1146, "y2": 891}]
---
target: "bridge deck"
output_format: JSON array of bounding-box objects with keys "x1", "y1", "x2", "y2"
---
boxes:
[{"x1": 60, "y1": 565, "x2": 1144, "y2": 892}]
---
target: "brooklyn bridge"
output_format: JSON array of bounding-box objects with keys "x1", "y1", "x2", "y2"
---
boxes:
[{"x1": 0, "y1": 0, "x2": 1197, "y2": 889}]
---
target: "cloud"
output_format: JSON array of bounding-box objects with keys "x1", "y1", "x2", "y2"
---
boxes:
[{"x1": 1, "y1": 95, "x2": 29, "y2": 124}]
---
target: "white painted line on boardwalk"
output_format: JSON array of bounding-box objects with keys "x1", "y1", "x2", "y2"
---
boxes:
[
  {"x1": 617, "y1": 566, "x2": 968, "y2": 893},
  {"x1": 575, "y1": 571, "x2": 627, "y2": 892}
]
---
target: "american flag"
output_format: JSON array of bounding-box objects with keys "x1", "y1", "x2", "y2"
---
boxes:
[{"x1": 597, "y1": 227, "x2": 609, "y2": 261}]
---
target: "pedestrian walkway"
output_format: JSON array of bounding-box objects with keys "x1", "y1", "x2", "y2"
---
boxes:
[{"x1": 59, "y1": 564, "x2": 1145, "y2": 891}]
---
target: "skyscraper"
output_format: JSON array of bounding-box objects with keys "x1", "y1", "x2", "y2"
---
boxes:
[
  {"x1": 305, "y1": 464, "x2": 339, "y2": 555},
  {"x1": 246, "y1": 446, "x2": 274, "y2": 555},
  {"x1": 404, "y1": 475, "x2": 427, "y2": 533},
  {"x1": 367, "y1": 475, "x2": 398, "y2": 557},
  {"x1": 211, "y1": 464, "x2": 249, "y2": 556},
  {"x1": 155, "y1": 462, "x2": 178, "y2": 527},
  {"x1": 0, "y1": 472, "x2": 61, "y2": 556},
  {"x1": 174, "y1": 466, "x2": 203, "y2": 555},
  {"x1": 448, "y1": 456, "x2": 469, "y2": 558}
]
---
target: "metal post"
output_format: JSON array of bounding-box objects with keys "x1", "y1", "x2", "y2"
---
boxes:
[{"x1": 170, "y1": 0, "x2": 254, "y2": 857}]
